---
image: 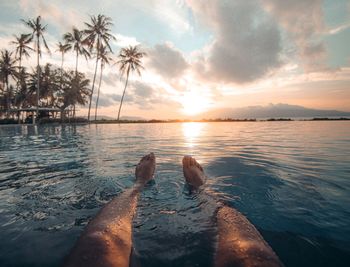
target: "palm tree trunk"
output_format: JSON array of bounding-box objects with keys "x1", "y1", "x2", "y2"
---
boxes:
[
  {"x1": 14, "y1": 55, "x2": 22, "y2": 111},
  {"x1": 94, "y1": 64, "x2": 103, "y2": 121},
  {"x1": 73, "y1": 51, "x2": 79, "y2": 119},
  {"x1": 5, "y1": 78, "x2": 10, "y2": 119},
  {"x1": 17, "y1": 57, "x2": 22, "y2": 123},
  {"x1": 35, "y1": 34, "x2": 40, "y2": 124},
  {"x1": 75, "y1": 50, "x2": 79, "y2": 75},
  {"x1": 61, "y1": 53, "x2": 64, "y2": 88},
  {"x1": 17, "y1": 57, "x2": 21, "y2": 123},
  {"x1": 117, "y1": 70, "x2": 129, "y2": 121},
  {"x1": 88, "y1": 55, "x2": 99, "y2": 121}
]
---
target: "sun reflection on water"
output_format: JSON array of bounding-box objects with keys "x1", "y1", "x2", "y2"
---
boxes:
[{"x1": 182, "y1": 122, "x2": 205, "y2": 147}]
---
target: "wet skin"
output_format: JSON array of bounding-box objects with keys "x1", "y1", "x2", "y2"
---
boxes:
[
  {"x1": 64, "y1": 153, "x2": 282, "y2": 267},
  {"x1": 182, "y1": 155, "x2": 284, "y2": 267},
  {"x1": 63, "y1": 153, "x2": 155, "y2": 267}
]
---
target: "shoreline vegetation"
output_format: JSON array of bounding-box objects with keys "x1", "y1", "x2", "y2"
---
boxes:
[
  {"x1": 0, "y1": 117, "x2": 349, "y2": 125},
  {"x1": 0, "y1": 14, "x2": 145, "y2": 124}
]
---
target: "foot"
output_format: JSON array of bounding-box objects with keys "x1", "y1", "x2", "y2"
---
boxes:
[
  {"x1": 182, "y1": 155, "x2": 205, "y2": 188},
  {"x1": 135, "y1": 153, "x2": 156, "y2": 186}
]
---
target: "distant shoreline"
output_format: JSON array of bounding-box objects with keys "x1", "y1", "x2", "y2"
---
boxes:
[
  {"x1": 0, "y1": 117, "x2": 349, "y2": 126},
  {"x1": 92, "y1": 117, "x2": 350, "y2": 124}
]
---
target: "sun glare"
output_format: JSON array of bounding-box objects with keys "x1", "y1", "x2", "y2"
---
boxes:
[{"x1": 181, "y1": 91, "x2": 211, "y2": 116}]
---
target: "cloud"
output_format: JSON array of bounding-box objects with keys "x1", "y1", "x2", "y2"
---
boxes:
[
  {"x1": 328, "y1": 22, "x2": 350, "y2": 35},
  {"x1": 152, "y1": 0, "x2": 192, "y2": 34},
  {"x1": 102, "y1": 72, "x2": 119, "y2": 87},
  {"x1": 132, "y1": 81, "x2": 154, "y2": 98},
  {"x1": 147, "y1": 42, "x2": 189, "y2": 79},
  {"x1": 262, "y1": 0, "x2": 326, "y2": 71},
  {"x1": 113, "y1": 34, "x2": 140, "y2": 47},
  {"x1": 92, "y1": 79, "x2": 178, "y2": 111},
  {"x1": 127, "y1": 80, "x2": 181, "y2": 110},
  {"x1": 93, "y1": 92, "x2": 133, "y2": 108},
  {"x1": 95, "y1": 93, "x2": 116, "y2": 108},
  {"x1": 187, "y1": 0, "x2": 282, "y2": 84},
  {"x1": 19, "y1": 0, "x2": 84, "y2": 33}
]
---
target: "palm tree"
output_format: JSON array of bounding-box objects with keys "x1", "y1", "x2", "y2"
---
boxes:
[
  {"x1": 11, "y1": 34, "x2": 33, "y2": 69},
  {"x1": 84, "y1": 14, "x2": 115, "y2": 121},
  {"x1": 63, "y1": 27, "x2": 90, "y2": 117},
  {"x1": 22, "y1": 16, "x2": 51, "y2": 124},
  {"x1": 56, "y1": 41, "x2": 71, "y2": 91},
  {"x1": 56, "y1": 42, "x2": 71, "y2": 73},
  {"x1": 14, "y1": 67, "x2": 29, "y2": 108},
  {"x1": 94, "y1": 45, "x2": 113, "y2": 121},
  {"x1": 28, "y1": 64, "x2": 63, "y2": 110},
  {"x1": 11, "y1": 34, "x2": 33, "y2": 111},
  {"x1": 59, "y1": 71, "x2": 90, "y2": 113},
  {"x1": 117, "y1": 45, "x2": 146, "y2": 121},
  {"x1": 0, "y1": 50, "x2": 18, "y2": 114},
  {"x1": 63, "y1": 27, "x2": 90, "y2": 75}
]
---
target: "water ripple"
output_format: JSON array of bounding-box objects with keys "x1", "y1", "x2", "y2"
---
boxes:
[{"x1": 0, "y1": 122, "x2": 349, "y2": 267}]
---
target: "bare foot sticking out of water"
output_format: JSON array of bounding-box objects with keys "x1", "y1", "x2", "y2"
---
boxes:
[
  {"x1": 182, "y1": 155, "x2": 284, "y2": 267},
  {"x1": 182, "y1": 155, "x2": 205, "y2": 188},
  {"x1": 135, "y1": 152, "x2": 156, "y2": 186}
]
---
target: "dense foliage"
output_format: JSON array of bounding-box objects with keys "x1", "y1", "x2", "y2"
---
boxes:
[{"x1": 0, "y1": 14, "x2": 145, "y2": 123}]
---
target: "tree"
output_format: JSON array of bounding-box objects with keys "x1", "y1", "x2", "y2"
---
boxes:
[
  {"x1": 13, "y1": 67, "x2": 30, "y2": 108},
  {"x1": 117, "y1": 45, "x2": 146, "y2": 121},
  {"x1": 22, "y1": 16, "x2": 50, "y2": 124},
  {"x1": 56, "y1": 42, "x2": 71, "y2": 70},
  {"x1": 11, "y1": 34, "x2": 33, "y2": 69},
  {"x1": 11, "y1": 34, "x2": 33, "y2": 110},
  {"x1": 94, "y1": 45, "x2": 113, "y2": 120},
  {"x1": 63, "y1": 27, "x2": 90, "y2": 117},
  {"x1": 56, "y1": 41, "x2": 71, "y2": 83},
  {"x1": 27, "y1": 64, "x2": 60, "y2": 107},
  {"x1": 59, "y1": 71, "x2": 90, "y2": 112},
  {"x1": 84, "y1": 14, "x2": 115, "y2": 121},
  {"x1": 63, "y1": 27, "x2": 90, "y2": 75},
  {"x1": 0, "y1": 50, "x2": 18, "y2": 113}
]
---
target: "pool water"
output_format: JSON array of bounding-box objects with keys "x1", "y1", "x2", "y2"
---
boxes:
[{"x1": 0, "y1": 122, "x2": 349, "y2": 267}]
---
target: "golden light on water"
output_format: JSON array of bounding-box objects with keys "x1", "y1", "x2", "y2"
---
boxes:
[{"x1": 182, "y1": 122, "x2": 204, "y2": 147}]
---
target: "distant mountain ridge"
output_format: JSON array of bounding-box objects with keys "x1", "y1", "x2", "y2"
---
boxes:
[{"x1": 198, "y1": 104, "x2": 350, "y2": 119}]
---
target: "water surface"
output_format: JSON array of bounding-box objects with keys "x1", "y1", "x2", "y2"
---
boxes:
[{"x1": 0, "y1": 122, "x2": 349, "y2": 267}]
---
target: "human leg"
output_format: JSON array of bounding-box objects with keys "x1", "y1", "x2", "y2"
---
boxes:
[{"x1": 63, "y1": 153, "x2": 156, "y2": 267}]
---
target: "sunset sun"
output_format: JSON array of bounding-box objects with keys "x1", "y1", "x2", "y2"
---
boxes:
[{"x1": 181, "y1": 91, "x2": 211, "y2": 116}]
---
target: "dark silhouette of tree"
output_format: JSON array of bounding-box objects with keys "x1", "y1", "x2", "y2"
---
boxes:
[
  {"x1": 13, "y1": 67, "x2": 30, "y2": 108},
  {"x1": 22, "y1": 16, "x2": 51, "y2": 123},
  {"x1": 117, "y1": 45, "x2": 145, "y2": 121},
  {"x1": 94, "y1": 45, "x2": 113, "y2": 120},
  {"x1": 11, "y1": 33, "x2": 33, "y2": 70},
  {"x1": 27, "y1": 64, "x2": 60, "y2": 107},
  {"x1": 63, "y1": 27, "x2": 90, "y2": 117},
  {"x1": 84, "y1": 14, "x2": 115, "y2": 121},
  {"x1": 59, "y1": 71, "x2": 90, "y2": 111},
  {"x1": 11, "y1": 34, "x2": 33, "y2": 109},
  {"x1": 0, "y1": 50, "x2": 18, "y2": 114},
  {"x1": 56, "y1": 41, "x2": 71, "y2": 85},
  {"x1": 63, "y1": 27, "x2": 90, "y2": 75}
]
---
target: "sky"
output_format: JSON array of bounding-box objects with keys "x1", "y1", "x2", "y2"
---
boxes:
[{"x1": 0, "y1": 0, "x2": 349, "y2": 119}]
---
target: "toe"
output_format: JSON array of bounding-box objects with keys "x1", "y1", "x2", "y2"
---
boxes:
[
  {"x1": 183, "y1": 155, "x2": 191, "y2": 167},
  {"x1": 194, "y1": 159, "x2": 201, "y2": 169},
  {"x1": 190, "y1": 157, "x2": 196, "y2": 166}
]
